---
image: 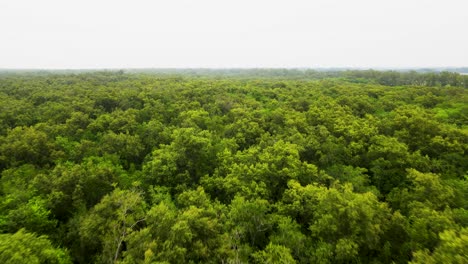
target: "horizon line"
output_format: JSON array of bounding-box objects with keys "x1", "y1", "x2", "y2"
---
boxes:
[{"x1": 1, "y1": 66, "x2": 468, "y2": 71}]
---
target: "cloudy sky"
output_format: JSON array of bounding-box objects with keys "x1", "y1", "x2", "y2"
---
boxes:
[{"x1": 0, "y1": 0, "x2": 467, "y2": 69}]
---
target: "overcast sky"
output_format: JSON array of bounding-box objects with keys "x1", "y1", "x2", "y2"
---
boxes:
[{"x1": 0, "y1": 0, "x2": 467, "y2": 69}]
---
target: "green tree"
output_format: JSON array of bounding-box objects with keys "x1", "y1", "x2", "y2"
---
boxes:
[
  {"x1": 79, "y1": 189, "x2": 146, "y2": 264},
  {"x1": 410, "y1": 228, "x2": 468, "y2": 264},
  {"x1": 279, "y1": 181, "x2": 392, "y2": 263},
  {"x1": 252, "y1": 243, "x2": 296, "y2": 264},
  {"x1": 0, "y1": 125, "x2": 57, "y2": 168},
  {"x1": 143, "y1": 128, "x2": 218, "y2": 192},
  {"x1": 0, "y1": 229, "x2": 71, "y2": 264},
  {"x1": 0, "y1": 165, "x2": 56, "y2": 234}
]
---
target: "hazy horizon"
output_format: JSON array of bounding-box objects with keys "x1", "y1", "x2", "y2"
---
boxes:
[{"x1": 1, "y1": 0, "x2": 467, "y2": 69}]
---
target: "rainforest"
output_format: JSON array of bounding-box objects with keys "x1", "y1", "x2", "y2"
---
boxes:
[{"x1": 0, "y1": 69, "x2": 467, "y2": 263}]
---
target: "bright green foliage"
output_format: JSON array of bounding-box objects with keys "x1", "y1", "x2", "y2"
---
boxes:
[
  {"x1": 143, "y1": 128, "x2": 218, "y2": 192},
  {"x1": 0, "y1": 126, "x2": 57, "y2": 168},
  {"x1": 79, "y1": 189, "x2": 146, "y2": 263},
  {"x1": 0, "y1": 229, "x2": 71, "y2": 264},
  {"x1": 406, "y1": 203, "x2": 457, "y2": 250},
  {"x1": 252, "y1": 243, "x2": 296, "y2": 263},
  {"x1": 0, "y1": 165, "x2": 55, "y2": 233},
  {"x1": 217, "y1": 140, "x2": 321, "y2": 201},
  {"x1": 0, "y1": 70, "x2": 466, "y2": 263},
  {"x1": 35, "y1": 157, "x2": 125, "y2": 221},
  {"x1": 228, "y1": 196, "x2": 272, "y2": 249},
  {"x1": 410, "y1": 228, "x2": 468, "y2": 264},
  {"x1": 367, "y1": 135, "x2": 411, "y2": 193},
  {"x1": 269, "y1": 216, "x2": 308, "y2": 262},
  {"x1": 388, "y1": 169, "x2": 455, "y2": 213},
  {"x1": 279, "y1": 181, "x2": 392, "y2": 263},
  {"x1": 123, "y1": 188, "x2": 228, "y2": 264},
  {"x1": 100, "y1": 131, "x2": 145, "y2": 169},
  {"x1": 0, "y1": 195, "x2": 56, "y2": 234}
]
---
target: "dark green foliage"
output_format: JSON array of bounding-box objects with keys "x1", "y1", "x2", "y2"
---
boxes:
[{"x1": 0, "y1": 70, "x2": 466, "y2": 263}]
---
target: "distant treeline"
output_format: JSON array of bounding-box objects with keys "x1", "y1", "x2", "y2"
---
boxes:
[
  {"x1": 342, "y1": 70, "x2": 468, "y2": 87},
  {"x1": 1, "y1": 68, "x2": 467, "y2": 87},
  {"x1": 128, "y1": 69, "x2": 468, "y2": 87}
]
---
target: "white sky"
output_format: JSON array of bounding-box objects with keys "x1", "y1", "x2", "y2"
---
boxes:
[{"x1": 0, "y1": 0, "x2": 467, "y2": 69}]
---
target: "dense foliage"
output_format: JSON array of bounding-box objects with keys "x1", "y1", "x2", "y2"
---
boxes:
[{"x1": 0, "y1": 70, "x2": 466, "y2": 263}]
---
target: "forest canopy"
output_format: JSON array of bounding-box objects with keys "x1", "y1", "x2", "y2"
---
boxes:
[{"x1": 0, "y1": 70, "x2": 466, "y2": 263}]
